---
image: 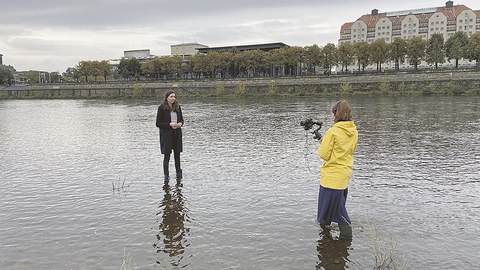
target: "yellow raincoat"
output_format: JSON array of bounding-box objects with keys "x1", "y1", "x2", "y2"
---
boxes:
[{"x1": 318, "y1": 121, "x2": 358, "y2": 190}]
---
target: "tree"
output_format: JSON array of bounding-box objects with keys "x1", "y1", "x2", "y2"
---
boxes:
[
  {"x1": 98, "y1": 60, "x2": 112, "y2": 81},
  {"x1": 0, "y1": 65, "x2": 14, "y2": 85},
  {"x1": 445, "y1": 31, "x2": 469, "y2": 68},
  {"x1": 369, "y1": 39, "x2": 389, "y2": 72},
  {"x1": 284, "y1": 46, "x2": 304, "y2": 76},
  {"x1": 389, "y1": 38, "x2": 408, "y2": 71},
  {"x1": 77, "y1": 61, "x2": 95, "y2": 82},
  {"x1": 321, "y1": 43, "x2": 338, "y2": 75},
  {"x1": 304, "y1": 45, "x2": 322, "y2": 75},
  {"x1": 337, "y1": 42, "x2": 355, "y2": 73},
  {"x1": 407, "y1": 37, "x2": 426, "y2": 71},
  {"x1": 466, "y1": 32, "x2": 480, "y2": 68},
  {"x1": 354, "y1": 41, "x2": 370, "y2": 73},
  {"x1": 117, "y1": 58, "x2": 141, "y2": 80},
  {"x1": 426, "y1": 33, "x2": 445, "y2": 69},
  {"x1": 268, "y1": 48, "x2": 287, "y2": 76}
]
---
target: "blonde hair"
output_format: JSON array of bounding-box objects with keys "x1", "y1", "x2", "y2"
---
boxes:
[{"x1": 332, "y1": 100, "x2": 352, "y2": 122}]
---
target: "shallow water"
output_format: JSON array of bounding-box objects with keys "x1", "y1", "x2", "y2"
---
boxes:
[{"x1": 0, "y1": 96, "x2": 479, "y2": 269}]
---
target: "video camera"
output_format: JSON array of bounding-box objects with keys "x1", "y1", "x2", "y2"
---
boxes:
[{"x1": 300, "y1": 118, "x2": 323, "y2": 140}]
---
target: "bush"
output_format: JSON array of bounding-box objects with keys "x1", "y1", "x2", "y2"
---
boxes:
[
  {"x1": 132, "y1": 85, "x2": 145, "y2": 98},
  {"x1": 236, "y1": 83, "x2": 247, "y2": 95}
]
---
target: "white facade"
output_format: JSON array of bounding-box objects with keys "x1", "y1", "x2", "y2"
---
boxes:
[
  {"x1": 376, "y1": 18, "x2": 393, "y2": 42},
  {"x1": 457, "y1": 9, "x2": 477, "y2": 35},
  {"x1": 351, "y1": 21, "x2": 367, "y2": 43},
  {"x1": 401, "y1": 15, "x2": 421, "y2": 40},
  {"x1": 428, "y1": 12, "x2": 448, "y2": 39}
]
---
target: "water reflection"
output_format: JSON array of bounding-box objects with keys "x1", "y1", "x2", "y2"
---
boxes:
[
  {"x1": 316, "y1": 229, "x2": 352, "y2": 270},
  {"x1": 154, "y1": 182, "x2": 190, "y2": 267}
]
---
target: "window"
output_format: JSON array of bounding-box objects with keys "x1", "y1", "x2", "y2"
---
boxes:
[
  {"x1": 460, "y1": 19, "x2": 463, "y2": 23},
  {"x1": 378, "y1": 27, "x2": 381, "y2": 30}
]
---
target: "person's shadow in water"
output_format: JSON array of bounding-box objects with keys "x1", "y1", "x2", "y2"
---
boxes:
[
  {"x1": 154, "y1": 182, "x2": 191, "y2": 268},
  {"x1": 316, "y1": 228, "x2": 352, "y2": 270}
]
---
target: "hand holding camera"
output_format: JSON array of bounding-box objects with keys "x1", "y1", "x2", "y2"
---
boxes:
[{"x1": 300, "y1": 118, "x2": 323, "y2": 140}]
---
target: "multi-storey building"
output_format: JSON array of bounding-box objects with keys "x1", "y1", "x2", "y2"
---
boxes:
[{"x1": 339, "y1": 1, "x2": 480, "y2": 45}]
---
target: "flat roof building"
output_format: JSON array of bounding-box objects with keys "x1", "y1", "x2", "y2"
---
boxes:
[
  {"x1": 197, "y1": 42, "x2": 289, "y2": 54},
  {"x1": 171, "y1": 43, "x2": 209, "y2": 56},
  {"x1": 124, "y1": 49, "x2": 153, "y2": 59}
]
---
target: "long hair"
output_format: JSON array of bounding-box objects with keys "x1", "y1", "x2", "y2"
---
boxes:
[
  {"x1": 161, "y1": 90, "x2": 180, "y2": 112},
  {"x1": 332, "y1": 100, "x2": 352, "y2": 122}
]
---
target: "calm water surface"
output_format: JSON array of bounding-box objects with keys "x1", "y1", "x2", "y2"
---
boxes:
[{"x1": 0, "y1": 96, "x2": 479, "y2": 269}]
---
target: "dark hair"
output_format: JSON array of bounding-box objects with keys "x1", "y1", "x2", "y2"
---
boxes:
[
  {"x1": 332, "y1": 100, "x2": 352, "y2": 122},
  {"x1": 162, "y1": 90, "x2": 180, "y2": 112}
]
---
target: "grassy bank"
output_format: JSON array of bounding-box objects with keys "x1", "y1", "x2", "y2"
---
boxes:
[{"x1": 2, "y1": 71, "x2": 480, "y2": 99}]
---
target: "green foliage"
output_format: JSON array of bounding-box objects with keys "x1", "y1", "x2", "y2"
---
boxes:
[
  {"x1": 118, "y1": 58, "x2": 141, "y2": 80},
  {"x1": 466, "y1": 32, "x2": 480, "y2": 67},
  {"x1": 445, "y1": 32, "x2": 469, "y2": 68},
  {"x1": 268, "y1": 80, "x2": 277, "y2": 95},
  {"x1": 322, "y1": 43, "x2": 338, "y2": 75},
  {"x1": 397, "y1": 81, "x2": 407, "y2": 92},
  {"x1": 354, "y1": 41, "x2": 370, "y2": 72},
  {"x1": 426, "y1": 33, "x2": 446, "y2": 68},
  {"x1": 215, "y1": 84, "x2": 226, "y2": 95},
  {"x1": 370, "y1": 39, "x2": 389, "y2": 71},
  {"x1": 340, "y1": 82, "x2": 353, "y2": 93},
  {"x1": 0, "y1": 65, "x2": 14, "y2": 85},
  {"x1": 236, "y1": 82, "x2": 247, "y2": 95},
  {"x1": 338, "y1": 42, "x2": 355, "y2": 73},
  {"x1": 407, "y1": 37, "x2": 427, "y2": 70},
  {"x1": 390, "y1": 38, "x2": 408, "y2": 71},
  {"x1": 132, "y1": 85, "x2": 146, "y2": 98},
  {"x1": 76, "y1": 60, "x2": 112, "y2": 82},
  {"x1": 378, "y1": 80, "x2": 391, "y2": 93}
]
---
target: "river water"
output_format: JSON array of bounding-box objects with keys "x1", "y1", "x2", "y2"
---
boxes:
[{"x1": 0, "y1": 96, "x2": 479, "y2": 269}]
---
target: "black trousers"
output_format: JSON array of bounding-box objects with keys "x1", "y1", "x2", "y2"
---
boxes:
[
  {"x1": 163, "y1": 150, "x2": 181, "y2": 175},
  {"x1": 163, "y1": 129, "x2": 181, "y2": 175}
]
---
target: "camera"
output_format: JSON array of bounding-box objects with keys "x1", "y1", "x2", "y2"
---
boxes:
[{"x1": 300, "y1": 118, "x2": 323, "y2": 140}]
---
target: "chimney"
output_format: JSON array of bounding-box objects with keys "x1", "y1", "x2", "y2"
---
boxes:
[
  {"x1": 0, "y1": 54, "x2": 3, "y2": 65},
  {"x1": 446, "y1": 1, "x2": 453, "y2": 8},
  {"x1": 372, "y1": 9, "x2": 379, "y2": 15}
]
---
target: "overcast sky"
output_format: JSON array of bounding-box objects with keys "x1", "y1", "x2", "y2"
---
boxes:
[{"x1": 1, "y1": 0, "x2": 479, "y2": 73}]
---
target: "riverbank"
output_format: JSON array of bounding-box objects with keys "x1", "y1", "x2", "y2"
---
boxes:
[{"x1": 1, "y1": 70, "x2": 480, "y2": 99}]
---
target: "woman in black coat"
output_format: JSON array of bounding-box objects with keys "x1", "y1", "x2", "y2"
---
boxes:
[{"x1": 156, "y1": 91, "x2": 184, "y2": 184}]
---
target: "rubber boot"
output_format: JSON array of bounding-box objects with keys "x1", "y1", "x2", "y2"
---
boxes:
[{"x1": 339, "y1": 224, "x2": 352, "y2": 240}]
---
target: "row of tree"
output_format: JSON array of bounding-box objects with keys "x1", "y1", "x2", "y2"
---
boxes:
[
  {"x1": 102, "y1": 31, "x2": 479, "y2": 81},
  {"x1": 3, "y1": 31, "x2": 479, "y2": 85}
]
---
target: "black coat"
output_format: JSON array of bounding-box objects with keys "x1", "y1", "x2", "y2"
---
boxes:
[{"x1": 156, "y1": 105, "x2": 184, "y2": 154}]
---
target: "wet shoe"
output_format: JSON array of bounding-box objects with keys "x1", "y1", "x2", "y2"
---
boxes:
[{"x1": 339, "y1": 224, "x2": 352, "y2": 240}]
